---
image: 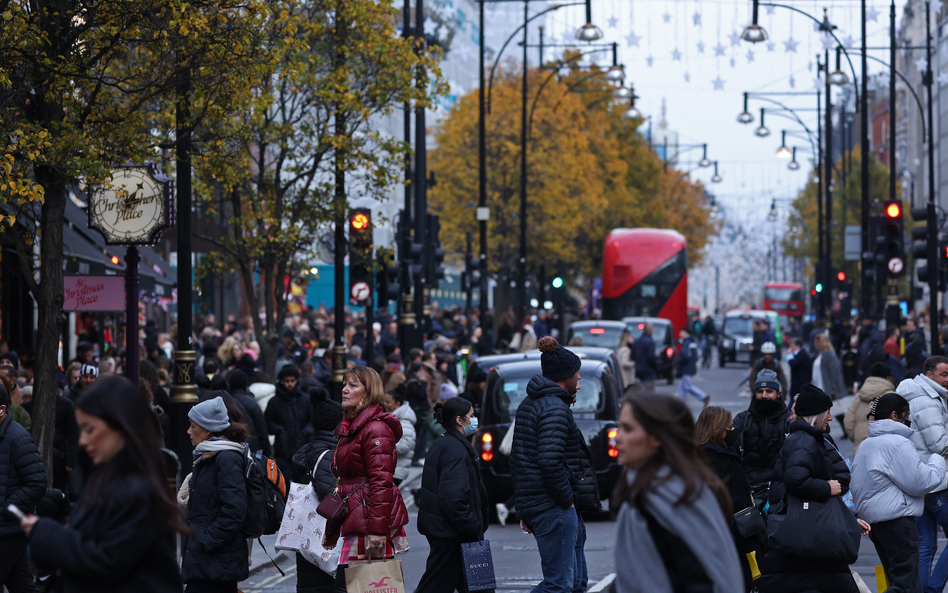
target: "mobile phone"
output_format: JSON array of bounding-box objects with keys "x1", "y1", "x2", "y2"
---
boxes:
[{"x1": 6, "y1": 504, "x2": 27, "y2": 521}]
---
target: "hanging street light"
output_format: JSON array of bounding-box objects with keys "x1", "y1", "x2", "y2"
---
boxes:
[
  {"x1": 828, "y1": 46, "x2": 849, "y2": 86},
  {"x1": 612, "y1": 85, "x2": 632, "y2": 100},
  {"x1": 698, "y1": 144, "x2": 712, "y2": 168},
  {"x1": 754, "y1": 108, "x2": 770, "y2": 137},
  {"x1": 741, "y1": 0, "x2": 768, "y2": 43},
  {"x1": 787, "y1": 147, "x2": 801, "y2": 170},
  {"x1": 768, "y1": 198, "x2": 778, "y2": 222},
  {"x1": 621, "y1": 87, "x2": 642, "y2": 121},
  {"x1": 776, "y1": 131, "x2": 792, "y2": 158},
  {"x1": 711, "y1": 161, "x2": 723, "y2": 183},
  {"x1": 737, "y1": 92, "x2": 754, "y2": 124},
  {"x1": 575, "y1": 0, "x2": 603, "y2": 41},
  {"x1": 604, "y1": 42, "x2": 625, "y2": 82}
]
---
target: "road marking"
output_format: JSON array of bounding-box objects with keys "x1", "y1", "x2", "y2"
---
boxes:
[
  {"x1": 588, "y1": 573, "x2": 616, "y2": 592},
  {"x1": 253, "y1": 564, "x2": 297, "y2": 589}
]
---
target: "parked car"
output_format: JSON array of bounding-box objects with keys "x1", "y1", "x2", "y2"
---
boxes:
[
  {"x1": 474, "y1": 358, "x2": 622, "y2": 510},
  {"x1": 621, "y1": 316, "x2": 677, "y2": 384},
  {"x1": 565, "y1": 320, "x2": 630, "y2": 351}
]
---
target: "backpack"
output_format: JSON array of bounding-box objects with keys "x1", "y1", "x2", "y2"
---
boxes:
[{"x1": 242, "y1": 449, "x2": 287, "y2": 538}]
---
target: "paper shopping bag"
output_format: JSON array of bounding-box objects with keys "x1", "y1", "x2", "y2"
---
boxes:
[
  {"x1": 345, "y1": 559, "x2": 406, "y2": 593},
  {"x1": 460, "y1": 540, "x2": 496, "y2": 591}
]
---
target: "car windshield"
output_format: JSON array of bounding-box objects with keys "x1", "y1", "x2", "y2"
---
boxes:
[
  {"x1": 724, "y1": 317, "x2": 756, "y2": 337},
  {"x1": 628, "y1": 322, "x2": 668, "y2": 344},
  {"x1": 569, "y1": 326, "x2": 625, "y2": 349},
  {"x1": 496, "y1": 374, "x2": 603, "y2": 415}
]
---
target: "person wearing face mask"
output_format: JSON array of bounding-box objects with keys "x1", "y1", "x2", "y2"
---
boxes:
[
  {"x1": 415, "y1": 397, "x2": 491, "y2": 593},
  {"x1": 851, "y1": 393, "x2": 947, "y2": 593},
  {"x1": 732, "y1": 369, "x2": 791, "y2": 507},
  {"x1": 696, "y1": 406, "x2": 757, "y2": 592}
]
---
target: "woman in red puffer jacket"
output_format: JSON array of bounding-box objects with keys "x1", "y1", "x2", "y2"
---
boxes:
[{"x1": 323, "y1": 366, "x2": 409, "y2": 591}]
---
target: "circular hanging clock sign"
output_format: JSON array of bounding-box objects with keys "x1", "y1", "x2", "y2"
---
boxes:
[{"x1": 87, "y1": 163, "x2": 174, "y2": 245}]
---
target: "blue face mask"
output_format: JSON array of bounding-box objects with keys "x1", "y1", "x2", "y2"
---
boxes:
[{"x1": 463, "y1": 417, "x2": 479, "y2": 437}]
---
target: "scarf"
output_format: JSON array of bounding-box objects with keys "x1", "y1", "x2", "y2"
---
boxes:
[{"x1": 192, "y1": 436, "x2": 246, "y2": 465}]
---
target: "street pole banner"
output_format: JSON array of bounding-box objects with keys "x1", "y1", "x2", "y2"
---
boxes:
[{"x1": 63, "y1": 275, "x2": 125, "y2": 311}]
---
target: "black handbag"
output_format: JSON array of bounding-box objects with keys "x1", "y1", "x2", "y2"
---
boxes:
[
  {"x1": 732, "y1": 506, "x2": 766, "y2": 539},
  {"x1": 766, "y1": 493, "x2": 861, "y2": 563},
  {"x1": 460, "y1": 540, "x2": 496, "y2": 592}
]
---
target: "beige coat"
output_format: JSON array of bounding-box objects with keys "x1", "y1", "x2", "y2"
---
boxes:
[
  {"x1": 617, "y1": 345, "x2": 636, "y2": 389},
  {"x1": 844, "y1": 376, "x2": 896, "y2": 453}
]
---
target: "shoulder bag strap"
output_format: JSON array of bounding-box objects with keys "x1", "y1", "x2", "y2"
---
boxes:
[{"x1": 313, "y1": 448, "x2": 331, "y2": 480}]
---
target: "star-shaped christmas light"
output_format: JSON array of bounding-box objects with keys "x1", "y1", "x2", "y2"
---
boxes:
[
  {"x1": 933, "y1": 0, "x2": 944, "y2": 14},
  {"x1": 729, "y1": 30, "x2": 741, "y2": 46},
  {"x1": 626, "y1": 31, "x2": 641, "y2": 47},
  {"x1": 714, "y1": 43, "x2": 727, "y2": 56},
  {"x1": 647, "y1": 55, "x2": 654, "y2": 67},
  {"x1": 607, "y1": 15, "x2": 618, "y2": 28},
  {"x1": 867, "y1": 6, "x2": 880, "y2": 21},
  {"x1": 662, "y1": 12, "x2": 671, "y2": 23},
  {"x1": 916, "y1": 56, "x2": 929, "y2": 72},
  {"x1": 672, "y1": 48, "x2": 682, "y2": 61},
  {"x1": 693, "y1": 11, "x2": 702, "y2": 26},
  {"x1": 813, "y1": 76, "x2": 823, "y2": 90},
  {"x1": 424, "y1": 18, "x2": 438, "y2": 36},
  {"x1": 821, "y1": 35, "x2": 836, "y2": 51},
  {"x1": 697, "y1": 41, "x2": 705, "y2": 53},
  {"x1": 747, "y1": 49, "x2": 755, "y2": 63},
  {"x1": 938, "y1": 72, "x2": 948, "y2": 86},
  {"x1": 765, "y1": 5, "x2": 775, "y2": 14},
  {"x1": 843, "y1": 35, "x2": 855, "y2": 48},
  {"x1": 712, "y1": 76, "x2": 725, "y2": 90},
  {"x1": 877, "y1": 73, "x2": 890, "y2": 88},
  {"x1": 766, "y1": 41, "x2": 775, "y2": 52}
]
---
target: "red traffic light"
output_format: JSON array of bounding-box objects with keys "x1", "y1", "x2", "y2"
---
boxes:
[
  {"x1": 837, "y1": 271, "x2": 846, "y2": 282},
  {"x1": 944, "y1": 244, "x2": 948, "y2": 259},
  {"x1": 811, "y1": 289, "x2": 817, "y2": 296},
  {"x1": 885, "y1": 202, "x2": 902, "y2": 219},
  {"x1": 350, "y1": 212, "x2": 370, "y2": 230}
]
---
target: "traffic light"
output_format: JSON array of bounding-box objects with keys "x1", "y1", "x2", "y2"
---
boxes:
[
  {"x1": 348, "y1": 208, "x2": 373, "y2": 305},
  {"x1": 815, "y1": 282, "x2": 824, "y2": 293},
  {"x1": 376, "y1": 250, "x2": 400, "y2": 306},
  {"x1": 941, "y1": 241, "x2": 948, "y2": 292},
  {"x1": 426, "y1": 214, "x2": 446, "y2": 285},
  {"x1": 836, "y1": 271, "x2": 846, "y2": 282},
  {"x1": 913, "y1": 205, "x2": 936, "y2": 285},
  {"x1": 883, "y1": 200, "x2": 906, "y2": 278},
  {"x1": 552, "y1": 276, "x2": 564, "y2": 289}
]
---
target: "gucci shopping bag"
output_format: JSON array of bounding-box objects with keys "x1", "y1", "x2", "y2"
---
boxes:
[
  {"x1": 460, "y1": 540, "x2": 496, "y2": 591},
  {"x1": 345, "y1": 559, "x2": 406, "y2": 593}
]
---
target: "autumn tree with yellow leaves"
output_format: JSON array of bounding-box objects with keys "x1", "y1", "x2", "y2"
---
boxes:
[
  {"x1": 428, "y1": 59, "x2": 717, "y2": 305},
  {"x1": 0, "y1": 0, "x2": 287, "y2": 472}
]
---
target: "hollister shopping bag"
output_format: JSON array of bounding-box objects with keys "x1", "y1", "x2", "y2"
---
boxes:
[
  {"x1": 345, "y1": 559, "x2": 406, "y2": 593},
  {"x1": 460, "y1": 540, "x2": 496, "y2": 591}
]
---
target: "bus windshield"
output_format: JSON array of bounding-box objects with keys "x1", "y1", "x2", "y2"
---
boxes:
[{"x1": 766, "y1": 287, "x2": 803, "y2": 301}]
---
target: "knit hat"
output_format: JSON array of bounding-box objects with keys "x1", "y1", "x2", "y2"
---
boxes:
[
  {"x1": 0, "y1": 351, "x2": 19, "y2": 369},
  {"x1": 278, "y1": 365, "x2": 300, "y2": 381},
  {"x1": 754, "y1": 368, "x2": 780, "y2": 392},
  {"x1": 80, "y1": 364, "x2": 99, "y2": 378},
  {"x1": 310, "y1": 385, "x2": 343, "y2": 432},
  {"x1": 539, "y1": 336, "x2": 582, "y2": 382},
  {"x1": 796, "y1": 384, "x2": 833, "y2": 417},
  {"x1": 188, "y1": 396, "x2": 231, "y2": 433}
]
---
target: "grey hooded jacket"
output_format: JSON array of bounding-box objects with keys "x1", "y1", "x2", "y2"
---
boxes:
[
  {"x1": 898, "y1": 374, "x2": 948, "y2": 492},
  {"x1": 851, "y1": 419, "x2": 946, "y2": 523}
]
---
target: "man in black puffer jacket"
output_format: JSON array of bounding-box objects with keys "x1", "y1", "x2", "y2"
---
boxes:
[
  {"x1": 510, "y1": 336, "x2": 594, "y2": 593},
  {"x1": 0, "y1": 382, "x2": 47, "y2": 592},
  {"x1": 265, "y1": 365, "x2": 312, "y2": 478},
  {"x1": 733, "y1": 368, "x2": 790, "y2": 505},
  {"x1": 226, "y1": 369, "x2": 271, "y2": 456}
]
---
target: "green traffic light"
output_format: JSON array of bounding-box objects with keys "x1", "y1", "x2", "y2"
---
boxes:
[
  {"x1": 815, "y1": 283, "x2": 823, "y2": 293},
  {"x1": 551, "y1": 277, "x2": 564, "y2": 289}
]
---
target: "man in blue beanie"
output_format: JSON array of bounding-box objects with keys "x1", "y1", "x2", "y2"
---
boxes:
[
  {"x1": 510, "y1": 336, "x2": 597, "y2": 593},
  {"x1": 733, "y1": 368, "x2": 790, "y2": 507}
]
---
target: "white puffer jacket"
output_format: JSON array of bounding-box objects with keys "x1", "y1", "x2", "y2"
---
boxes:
[
  {"x1": 391, "y1": 402, "x2": 417, "y2": 482},
  {"x1": 898, "y1": 374, "x2": 948, "y2": 492},
  {"x1": 851, "y1": 419, "x2": 946, "y2": 523}
]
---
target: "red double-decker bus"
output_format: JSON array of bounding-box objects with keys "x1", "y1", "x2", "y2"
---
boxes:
[
  {"x1": 601, "y1": 228, "x2": 688, "y2": 335},
  {"x1": 763, "y1": 281, "x2": 805, "y2": 321}
]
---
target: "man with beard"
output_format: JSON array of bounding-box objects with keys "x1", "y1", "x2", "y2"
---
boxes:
[
  {"x1": 733, "y1": 368, "x2": 790, "y2": 506},
  {"x1": 264, "y1": 365, "x2": 311, "y2": 477}
]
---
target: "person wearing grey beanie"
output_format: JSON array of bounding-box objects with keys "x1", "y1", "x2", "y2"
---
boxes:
[
  {"x1": 188, "y1": 397, "x2": 231, "y2": 433},
  {"x1": 732, "y1": 368, "x2": 791, "y2": 504}
]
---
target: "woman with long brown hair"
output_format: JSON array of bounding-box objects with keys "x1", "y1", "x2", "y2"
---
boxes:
[
  {"x1": 323, "y1": 367, "x2": 409, "y2": 592},
  {"x1": 611, "y1": 391, "x2": 743, "y2": 592}
]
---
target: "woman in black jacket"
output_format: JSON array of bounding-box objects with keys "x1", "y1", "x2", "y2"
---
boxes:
[
  {"x1": 20, "y1": 376, "x2": 185, "y2": 593},
  {"x1": 416, "y1": 397, "x2": 491, "y2": 593},
  {"x1": 290, "y1": 386, "x2": 343, "y2": 593},
  {"x1": 759, "y1": 385, "x2": 868, "y2": 593},
  {"x1": 696, "y1": 406, "x2": 757, "y2": 592},
  {"x1": 181, "y1": 395, "x2": 251, "y2": 593}
]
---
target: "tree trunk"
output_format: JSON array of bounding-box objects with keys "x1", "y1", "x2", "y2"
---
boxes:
[{"x1": 32, "y1": 166, "x2": 67, "y2": 486}]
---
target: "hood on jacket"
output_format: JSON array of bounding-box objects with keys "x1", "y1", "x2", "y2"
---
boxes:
[
  {"x1": 391, "y1": 402, "x2": 417, "y2": 425},
  {"x1": 526, "y1": 374, "x2": 573, "y2": 406},
  {"x1": 857, "y1": 377, "x2": 896, "y2": 402},
  {"x1": 867, "y1": 418, "x2": 914, "y2": 440},
  {"x1": 334, "y1": 404, "x2": 403, "y2": 442},
  {"x1": 274, "y1": 383, "x2": 302, "y2": 399},
  {"x1": 901, "y1": 374, "x2": 948, "y2": 402},
  {"x1": 788, "y1": 417, "x2": 825, "y2": 440}
]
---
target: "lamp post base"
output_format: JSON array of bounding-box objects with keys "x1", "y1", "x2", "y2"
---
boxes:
[{"x1": 171, "y1": 350, "x2": 198, "y2": 480}]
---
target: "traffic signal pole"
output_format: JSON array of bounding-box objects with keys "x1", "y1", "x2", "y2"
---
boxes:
[
  {"x1": 925, "y1": 1, "x2": 939, "y2": 352},
  {"x1": 824, "y1": 49, "x2": 833, "y2": 324}
]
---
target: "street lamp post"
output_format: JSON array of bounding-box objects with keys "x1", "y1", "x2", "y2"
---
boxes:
[
  {"x1": 824, "y1": 49, "x2": 834, "y2": 323},
  {"x1": 518, "y1": 0, "x2": 528, "y2": 321},
  {"x1": 925, "y1": 0, "x2": 938, "y2": 352}
]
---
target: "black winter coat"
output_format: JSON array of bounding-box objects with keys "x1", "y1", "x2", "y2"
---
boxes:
[
  {"x1": 417, "y1": 429, "x2": 490, "y2": 542},
  {"x1": 510, "y1": 375, "x2": 586, "y2": 517},
  {"x1": 701, "y1": 443, "x2": 754, "y2": 514},
  {"x1": 787, "y1": 349, "x2": 813, "y2": 400},
  {"x1": 265, "y1": 384, "x2": 312, "y2": 475},
  {"x1": 733, "y1": 397, "x2": 790, "y2": 486},
  {"x1": 231, "y1": 388, "x2": 271, "y2": 456},
  {"x1": 632, "y1": 334, "x2": 657, "y2": 378},
  {"x1": 182, "y1": 448, "x2": 249, "y2": 583},
  {"x1": 23, "y1": 395, "x2": 80, "y2": 469},
  {"x1": 29, "y1": 475, "x2": 181, "y2": 593},
  {"x1": 292, "y1": 432, "x2": 337, "y2": 593},
  {"x1": 761, "y1": 419, "x2": 854, "y2": 580},
  {"x1": 0, "y1": 414, "x2": 46, "y2": 537}
]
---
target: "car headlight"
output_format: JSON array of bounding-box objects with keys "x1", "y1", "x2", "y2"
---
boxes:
[{"x1": 722, "y1": 338, "x2": 734, "y2": 348}]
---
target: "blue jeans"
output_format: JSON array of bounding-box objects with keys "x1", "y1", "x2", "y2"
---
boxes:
[
  {"x1": 678, "y1": 374, "x2": 708, "y2": 402},
  {"x1": 918, "y1": 490, "x2": 948, "y2": 593},
  {"x1": 522, "y1": 506, "x2": 580, "y2": 593},
  {"x1": 573, "y1": 511, "x2": 587, "y2": 593}
]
